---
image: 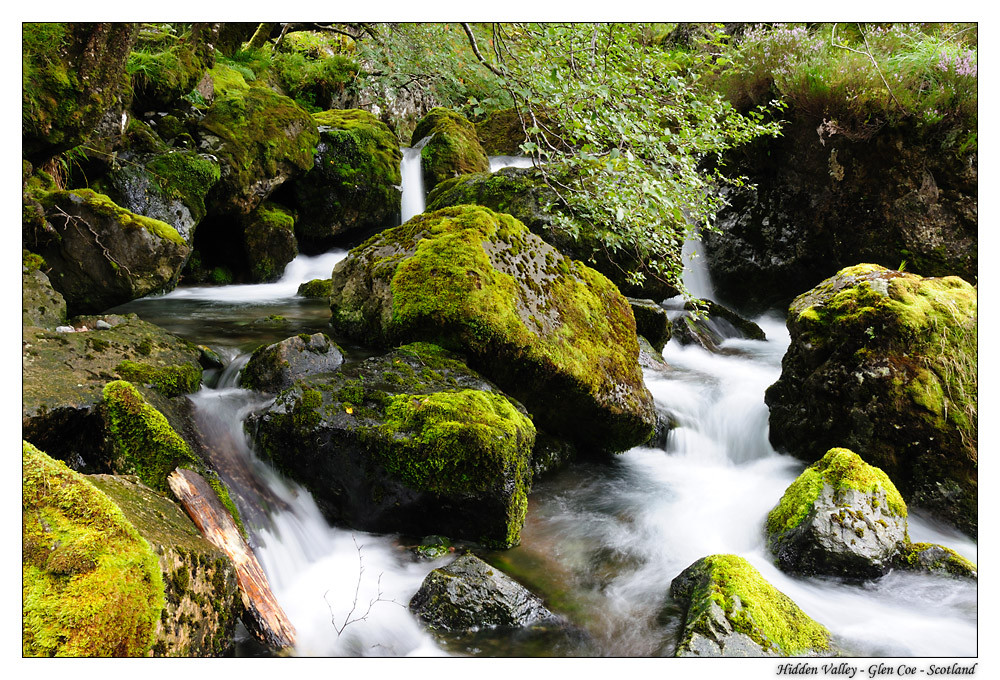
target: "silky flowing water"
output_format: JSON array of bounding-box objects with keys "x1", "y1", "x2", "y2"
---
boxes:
[{"x1": 112, "y1": 155, "x2": 977, "y2": 658}]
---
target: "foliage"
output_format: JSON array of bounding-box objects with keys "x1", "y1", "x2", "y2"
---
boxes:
[
  {"x1": 717, "y1": 23, "x2": 977, "y2": 152},
  {"x1": 461, "y1": 22, "x2": 783, "y2": 293}
]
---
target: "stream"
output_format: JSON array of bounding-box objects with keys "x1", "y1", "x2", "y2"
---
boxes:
[{"x1": 111, "y1": 151, "x2": 977, "y2": 658}]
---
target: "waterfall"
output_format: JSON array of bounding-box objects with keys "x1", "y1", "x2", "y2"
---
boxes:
[
  {"x1": 489, "y1": 155, "x2": 535, "y2": 172},
  {"x1": 680, "y1": 234, "x2": 715, "y2": 301},
  {"x1": 400, "y1": 136, "x2": 431, "y2": 223}
]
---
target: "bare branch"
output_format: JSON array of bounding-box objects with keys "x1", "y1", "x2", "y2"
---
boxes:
[
  {"x1": 324, "y1": 535, "x2": 400, "y2": 637},
  {"x1": 461, "y1": 23, "x2": 506, "y2": 78}
]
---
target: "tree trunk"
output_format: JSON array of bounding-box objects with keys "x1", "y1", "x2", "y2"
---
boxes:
[
  {"x1": 247, "y1": 23, "x2": 276, "y2": 50},
  {"x1": 167, "y1": 468, "x2": 297, "y2": 651}
]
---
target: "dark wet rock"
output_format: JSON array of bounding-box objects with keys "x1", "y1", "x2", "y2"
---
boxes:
[
  {"x1": 242, "y1": 202, "x2": 298, "y2": 282},
  {"x1": 669, "y1": 298, "x2": 765, "y2": 352},
  {"x1": 765, "y1": 264, "x2": 977, "y2": 535},
  {"x1": 766, "y1": 448, "x2": 908, "y2": 578},
  {"x1": 896, "y1": 543, "x2": 977, "y2": 580},
  {"x1": 239, "y1": 332, "x2": 344, "y2": 393},
  {"x1": 629, "y1": 298, "x2": 671, "y2": 352},
  {"x1": 669, "y1": 554, "x2": 833, "y2": 657},
  {"x1": 409, "y1": 554, "x2": 556, "y2": 632}
]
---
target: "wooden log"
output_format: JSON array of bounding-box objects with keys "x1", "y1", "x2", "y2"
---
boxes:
[{"x1": 167, "y1": 468, "x2": 297, "y2": 651}]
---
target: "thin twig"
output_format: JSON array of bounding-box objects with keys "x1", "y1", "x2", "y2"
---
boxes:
[{"x1": 831, "y1": 23, "x2": 906, "y2": 114}]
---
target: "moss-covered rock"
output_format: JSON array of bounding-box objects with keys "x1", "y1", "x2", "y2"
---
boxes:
[
  {"x1": 427, "y1": 166, "x2": 682, "y2": 301},
  {"x1": 896, "y1": 542, "x2": 977, "y2": 580},
  {"x1": 765, "y1": 448, "x2": 908, "y2": 578},
  {"x1": 329, "y1": 205, "x2": 655, "y2": 454},
  {"x1": 22, "y1": 254, "x2": 67, "y2": 329},
  {"x1": 628, "y1": 298, "x2": 671, "y2": 353},
  {"x1": 127, "y1": 24, "x2": 216, "y2": 110},
  {"x1": 198, "y1": 87, "x2": 319, "y2": 216},
  {"x1": 242, "y1": 201, "x2": 298, "y2": 282},
  {"x1": 474, "y1": 108, "x2": 529, "y2": 156},
  {"x1": 22, "y1": 23, "x2": 138, "y2": 163},
  {"x1": 239, "y1": 332, "x2": 344, "y2": 393},
  {"x1": 90, "y1": 474, "x2": 240, "y2": 656},
  {"x1": 296, "y1": 278, "x2": 334, "y2": 298},
  {"x1": 246, "y1": 343, "x2": 535, "y2": 549},
  {"x1": 669, "y1": 554, "x2": 833, "y2": 657},
  {"x1": 22, "y1": 313, "x2": 203, "y2": 468},
  {"x1": 28, "y1": 187, "x2": 191, "y2": 315},
  {"x1": 291, "y1": 109, "x2": 402, "y2": 251},
  {"x1": 411, "y1": 107, "x2": 490, "y2": 193},
  {"x1": 22, "y1": 441, "x2": 164, "y2": 657},
  {"x1": 765, "y1": 264, "x2": 978, "y2": 535},
  {"x1": 409, "y1": 554, "x2": 556, "y2": 632}
]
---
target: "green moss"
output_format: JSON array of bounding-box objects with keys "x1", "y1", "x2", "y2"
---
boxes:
[
  {"x1": 35, "y1": 188, "x2": 186, "y2": 246},
  {"x1": 685, "y1": 555, "x2": 831, "y2": 655},
  {"x1": 898, "y1": 542, "x2": 977, "y2": 578},
  {"x1": 115, "y1": 360, "x2": 202, "y2": 398},
  {"x1": 101, "y1": 381, "x2": 203, "y2": 492},
  {"x1": 22, "y1": 441, "x2": 164, "y2": 657},
  {"x1": 274, "y1": 51, "x2": 359, "y2": 112},
  {"x1": 204, "y1": 475, "x2": 246, "y2": 540},
  {"x1": 144, "y1": 152, "x2": 221, "y2": 223},
  {"x1": 766, "y1": 447, "x2": 907, "y2": 536},
  {"x1": 23, "y1": 249, "x2": 46, "y2": 274},
  {"x1": 127, "y1": 25, "x2": 213, "y2": 108},
  {"x1": 297, "y1": 278, "x2": 334, "y2": 298},
  {"x1": 411, "y1": 107, "x2": 490, "y2": 192},
  {"x1": 206, "y1": 62, "x2": 250, "y2": 98}
]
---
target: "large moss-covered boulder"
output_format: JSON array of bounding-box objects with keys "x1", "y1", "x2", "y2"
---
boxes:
[
  {"x1": 126, "y1": 24, "x2": 216, "y2": 110},
  {"x1": 27, "y1": 188, "x2": 191, "y2": 315},
  {"x1": 198, "y1": 87, "x2": 319, "y2": 216},
  {"x1": 22, "y1": 252, "x2": 67, "y2": 329},
  {"x1": 90, "y1": 474, "x2": 240, "y2": 657},
  {"x1": 765, "y1": 264, "x2": 978, "y2": 535},
  {"x1": 22, "y1": 442, "x2": 165, "y2": 657},
  {"x1": 427, "y1": 166, "x2": 682, "y2": 301},
  {"x1": 765, "y1": 448, "x2": 909, "y2": 578},
  {"x1": 22, "y1": 23, "x2": 138, "y2": 163},
  {"x1": 292, "y1": 109, "x2": 402, "y2": 251},
  {"x1": 239, "y1": 332, "x2": 344, "y2": 393},
  {"x1": 329, "y1": 205, "x2": 655, "y2": 453},
  {"x1": 409, "y1": 554, "x2": 555, "y2": 632},
  {"x1": 703, "y1": 115, "x2": 977, "y2": 315},
  {"x1": 411, "y1": 107, "x2": 490, "y2": 193},
  {"x1": 22, "y1": 314, "x2": 203, "y2": 468},
  {"x1": 242, "y1": 201, "x2": 298, "y2": 282},
  {"x1": 668, "y1": 554, "x2": 833, "y2": 657},
  {"x1": 246, "y1": 342, "x2": 535, "y2": 549},
  {"x1": 100, "y1": 150, "x2": 221, "y2": 246}
]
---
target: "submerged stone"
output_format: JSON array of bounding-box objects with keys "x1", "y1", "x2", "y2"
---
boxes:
[
  {"x1": 669, "y1": 554, "x2": 833, "y2": 657},
  {"x1": 765, "y1": 264, "x2": 978, "y2": 535},
  {"x1": 766, "y1": 448, "x2": 908, "y2": 578},
  {"x1": 329, "y1": 204, "x2": 655, "y2": 454}
]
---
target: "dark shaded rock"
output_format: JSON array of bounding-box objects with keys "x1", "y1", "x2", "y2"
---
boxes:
[
  {"x1": 766, "y1": 448, "x2": 908, "y2": 578},
  {"x1": 638, "y1": 336, "x2": 669, "y2": 372},
  {"x1": 411, "y1": 107, "x2": 490, "y2": 193},
  {"x1": 669, "y1": 554, "x2": 833, "y2": 657},
  {"x1": 22, "y1": 256, "x2": 67, "y2": 329},
  {"x1": 329, "y1": 204, "x2": 656, "y2": 454},
  {"x1": 90, "y1": 474, "x2": 240, "y2": 657},
  {"x1": 28, "y1": 188, "x2": 191, "y2": 315},
  {"x1": 629, "y1": 298, "x2": 671, "y2": 352},
  {"x1": 669, "y1": 298, "x2": 766, "y2": 352},
  {"x1": 765, "y1": 264, "x2": 977, "y2": 535},
  {"x1": 427, "y1": 166, "x2": 682, "y2": 301},
  {"x1": 704, "y1": 115, "x2": 977, "y2": 315},
  {"x1": 239, "y1": 332, "x2": 344, "y2": 393},
  {"x1": 246, "y1": 342, "x2": 534, "y2": 548},
  {"x1": 292, "y1": 109, "x2": 402, "y2": 251},
  {"x1": 409, "y1": 554, "x2": 555, "y2": 632},
  {"x1": 242, "y1": 201, "x2": 298, "y2": 282}
]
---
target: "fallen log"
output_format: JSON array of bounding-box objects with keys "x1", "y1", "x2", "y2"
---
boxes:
[{"x1": 168, "y1": 467, "x2": 297, "y2": 651}]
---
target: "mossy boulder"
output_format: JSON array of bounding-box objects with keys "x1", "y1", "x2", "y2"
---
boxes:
[
  {"x1": 427, "y1": 166, "x2": 682, "y2": 301},
  {"x1": 474, "y1": 108, "x2": 529, "y2": 155},
  {"x1": 28, "y1": 188, "x2": 191, "y2": 315},
  {"x1": 22, "y1": 441, "x2": 164, "y2": 657},
  {"x1": 296, "y1": 278, "x2": 333, "y2": 298},
  {"x1": 22, "y1": 23, "x2": 138, "y2": 163},
  {"x1": 22, "y1": 314, "x2": 203, "y2": 469},
  {"x1": 765, "y1": 448, "x2": 909, "y2": 578},
  {"x1": 669, "y1": 554, "x2": 833, "y2": 657},
  {"x1": 239, "y1": 332, "x2": 344, "y2": 393},
  {"x1": 896, "y1": 542, "x2": 977, "y2": 580},
  {"x1": 22, "y1": 254, "x2": 67, "y2": 329},
  {"x1": 101, "y1": 149, "x2": 221, "y2": 245},
  {"x1": 411, "y1": 107, "x2": 490, "y2": 193},
  {"x1": 242, "y1": 201, "x2": 298, "y2": 282},
  {"x1": 670, "y1": 298, "x2": 766, "y2": 352},
  {"x1": 127, "y1": 24, "x2": 216, "y2": 110},
  {"x1": 246, "y1": 342, "x2": 535, "y2": 549},
  {"x1": 291, "y1": 109, "x2": 402, "y2": 251},
  {"x1": 198, "y1": 87, "x2": 319, "y2": 216},
  {"x1": 765, "y1": 264, "x2": 978, "y2": 535},
  {"x1": 329, "y1": 205, "x2": 655, "y2": 454},
  {"x1": 90, "y1": 474, "x2": 240, "y2": 657},
  {"x1": 409, "y1": 554, "x2": 555, "y2": 632}
]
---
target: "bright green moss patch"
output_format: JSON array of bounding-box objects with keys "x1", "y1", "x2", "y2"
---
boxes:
[
  {"x1": 206, "y1": 62, "x2": 250, "y2": 98},
  {"x1": 297, "y1": 278, "x2": 334, "y2": 298},
  {"x1": 412, "y1": 107, "x2": 490, "y2": 192},
  {"x1": 145, "y1": 152, "x2": 221, "y2": 224},
  {"x1": 114, "y1": 360, "x2": 202, "y2": 398},
  {"x1": 101, "y1": 380, "x2": 202, "y2": 491},
  {"x1": 22, "y1": 441, "x2": 164, "y2": 657},
  {"x1": 899, "y1": 542, "x2": 977, "y2": 578},
  {"x1": 23, "y1": 249, "x2": 46, "y2": 274},
  {"x1": 767, "y1": 448, "x2": 907, "y2": 536},
  {"x1": 35, "y1": 188, "x2": 186, "y2": 246},
  {"x1": 691, "y1": 555, "x2": 831, "y2": 655}
]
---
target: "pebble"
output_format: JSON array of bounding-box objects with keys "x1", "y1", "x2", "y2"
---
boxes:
[{"x1": 55, "y1": 326, "x2": 75, "y2": 333}]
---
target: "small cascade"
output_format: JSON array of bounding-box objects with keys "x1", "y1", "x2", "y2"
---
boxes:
[
  {"x1": 400, "y1": 136, "x2": 432, "y2": 223},
  {"x1": 488, "y1": 155, "x2": 535, "y2": 172},
  {"x1": 680, "y1": 233, "x2": 715, "y2": 301}
]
